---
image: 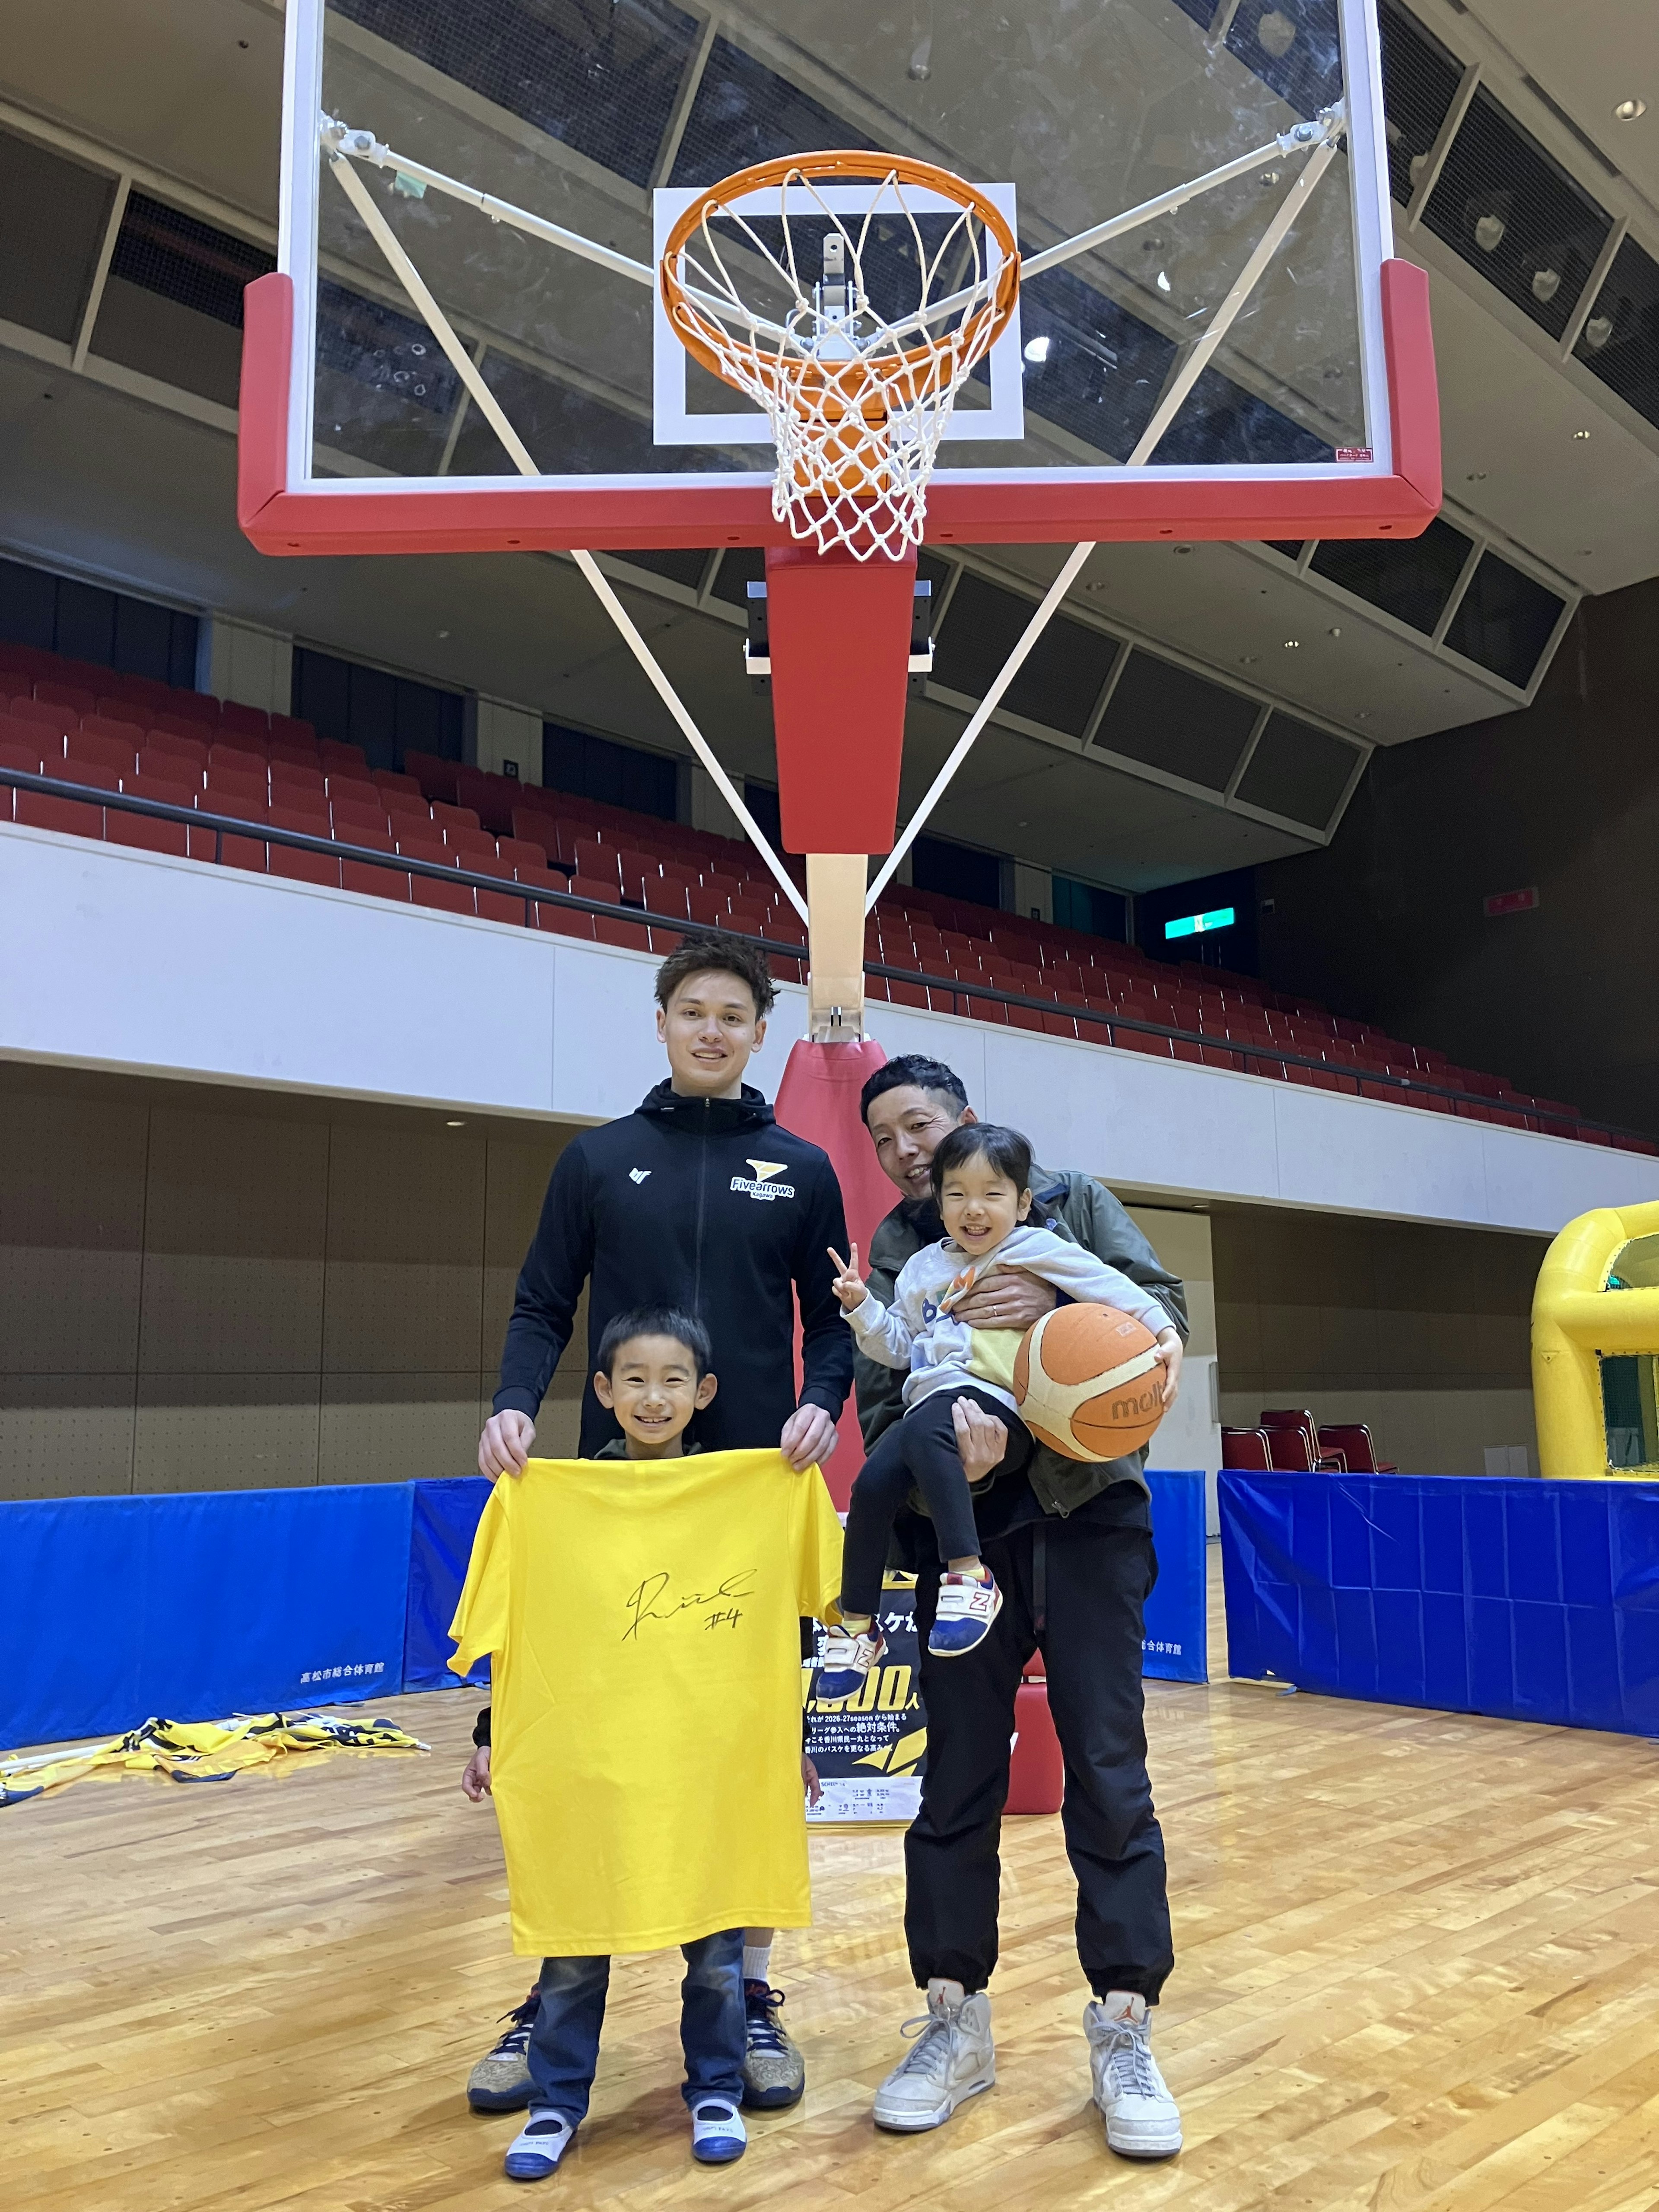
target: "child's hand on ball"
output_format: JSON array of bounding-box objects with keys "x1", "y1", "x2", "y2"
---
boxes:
[{"x1": 827, "y1": 1244, "x2": 868, "y2": 1312}]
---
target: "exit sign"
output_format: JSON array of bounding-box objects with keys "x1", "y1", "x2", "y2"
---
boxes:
[
  {"x1": 1483, "y1": 887, "x2": 1539, "y2": 918},
  {"x1": 1164, "y1": 905, "x2": 1236, "y2": 941}
]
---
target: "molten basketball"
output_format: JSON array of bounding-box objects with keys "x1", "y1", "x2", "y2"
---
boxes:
[{"x1": 1012, "y1": 1304, "x2": 1166, "y2": 1462}]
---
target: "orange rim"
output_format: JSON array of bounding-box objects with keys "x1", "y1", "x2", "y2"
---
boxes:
[{"x1": 661, "y1": 149, "x2": 1020, "y2": 400}]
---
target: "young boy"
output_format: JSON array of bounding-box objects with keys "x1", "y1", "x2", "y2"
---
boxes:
[
  {"x1": 822, "y1": 1123, "x2": 1179, "y2": 1695},
  {"x1": 458, "y1": 1309, "x2": 836, "y2": 2177}
]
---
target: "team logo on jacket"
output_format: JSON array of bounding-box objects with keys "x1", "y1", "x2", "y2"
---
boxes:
[
  {"x1": 629, "y1": 1168, "x2": 652, "y2": 1184},
  {"x1": 731, "y1": 1157, "x2": 795, "y2": 1201}
]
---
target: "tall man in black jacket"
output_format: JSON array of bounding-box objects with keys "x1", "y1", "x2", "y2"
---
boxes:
[
  {"x1": 467, "y1": 930, "x2": 852, "y2": 2118},
  {"x1": 853, "y1": 1055, "x2": 1189, "y2": 2163}
]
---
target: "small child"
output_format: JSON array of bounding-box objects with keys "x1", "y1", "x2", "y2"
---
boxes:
[
  {"x1": 820, "y1": 1123, "x2": 1179, "y2": 1693},
  {"x1": 470, "y1": 1309, "x2": 755, "y2": 2180}
]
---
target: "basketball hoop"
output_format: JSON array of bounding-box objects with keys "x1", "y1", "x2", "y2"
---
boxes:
[{"x1": 660, "y1": 153, "x2": 1020, "y2": 562}]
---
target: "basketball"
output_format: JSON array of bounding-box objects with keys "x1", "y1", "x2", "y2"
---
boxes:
[{"x1": 1013, "y1": 1304, "x2": 1166, "y2": 1462}]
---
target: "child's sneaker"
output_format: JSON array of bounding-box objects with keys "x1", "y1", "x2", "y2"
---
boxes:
[
  {"x1": 503, "y1": 2110, "x2": 575, "y2": 2181},
  {"x1": 928, "y1": 1570, "x2": 1002, "y2": 1657},
  {"x1": 467, "y1": 1989, "x2": 539, "y2": 2112},
  {"x1": 690, "y1": 2098, "x2": 747, "y2": 2164},
  {"x1": 817, "y1": 1624, "x2": 886, "y2": 1699}
]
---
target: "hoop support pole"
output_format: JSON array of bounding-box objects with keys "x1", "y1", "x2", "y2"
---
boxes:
[{"x1": 805, "y1": 855, "x2": 871, "y2": 1040}]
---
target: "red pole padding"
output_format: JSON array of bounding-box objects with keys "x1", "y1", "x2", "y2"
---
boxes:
[
  {"x1": 1007, "y1": 1679, "x2": 1065, "y2": 1814},
  {"x1": 764, "y1": 544, "x2": 916, "y2": 855},
  {"x1": 775, "y1": 1036, "x2": 896, "y2": 1507}
]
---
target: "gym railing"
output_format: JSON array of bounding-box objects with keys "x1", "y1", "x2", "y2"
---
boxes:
[{"x1": 3, "y1": 764, "x2": 1650, "y2": 1154}]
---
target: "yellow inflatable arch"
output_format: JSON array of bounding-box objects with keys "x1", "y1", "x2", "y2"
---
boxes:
[{"x1": 1532, "y1": 1199, "x2": 1659, "y2": 1479}]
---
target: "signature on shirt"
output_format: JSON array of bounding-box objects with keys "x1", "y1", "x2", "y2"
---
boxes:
[{"x1": 623, "y1": 1567, "x2": 758, "y2": 1642}]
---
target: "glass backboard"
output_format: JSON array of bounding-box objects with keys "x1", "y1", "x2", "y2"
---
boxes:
[{"x1": 245, "y1": 0, "x2": 1438, "y2": 553}]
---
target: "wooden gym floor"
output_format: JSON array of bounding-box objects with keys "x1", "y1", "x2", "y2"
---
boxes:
[{"x1": 9, "y1": 1554, "x2": 1659, "y2": 2212}]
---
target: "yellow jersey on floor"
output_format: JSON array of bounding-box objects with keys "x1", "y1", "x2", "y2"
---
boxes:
[{"x1": 450, "y1": 1449, "x2": 844, "y2": 1957}]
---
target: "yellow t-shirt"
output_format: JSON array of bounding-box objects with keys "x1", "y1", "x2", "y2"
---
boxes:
[{"x1": 449, "y1": 1449, "x2": 844, "y2": 1957}]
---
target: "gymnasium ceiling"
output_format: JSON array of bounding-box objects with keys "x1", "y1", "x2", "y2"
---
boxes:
[{"x1": 1, "y1": 0, "x2": 1657, "y2": 893}]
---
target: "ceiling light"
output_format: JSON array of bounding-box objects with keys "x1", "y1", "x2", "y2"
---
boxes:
[
  {"x1": 1466, "y1": 470, "x2": 1487, "y2": 481},
  {"x1": 1173, "y1": 544, "x2": 1192, "y2": 555},
  {"x1": 1023, "y1": 333, "x2": 1051, "y2": 364},
  {"x1": 1238, "y1": 654, "x2": 1259, "y2": 664},
  {"x1": 1613, "y1": 98, "x2": 1647, "y2": 122},
  {"x1": 1327, "y1": 626, "x2": 1341, "y2": 638},
  {"x1": 445, "y1": 1118, "x2": 466, "y2": 1127},
  {"x1": 1283, "y1": 639, "x2": 1300, "y2": 649},
  {"x1": 1474, "y1": 213, "x2": 1506, "y2": 252},
  {"x1": 1356, "y1": 711, "x2": 1370, "y2": 720},
  {"x1": 1582, "y1": 314, "x2": 1614, "y2": 350},
  {"x1": 1531, "y1": 267, "x2": 1561, "y2": 303},
  {"x1": 1260, "y1": 167, "x2": 1281, "y2": 186},
  {"x1": 1573, "y1": 428, "x2": 1591, "y2": 440},
  {"x1": 1156, "y1": 270, "x2": 1172, "y2": 293}
]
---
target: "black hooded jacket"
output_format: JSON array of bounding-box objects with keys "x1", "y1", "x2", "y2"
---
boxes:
[{"x1": 493, "y1": 1080, "x2": 853, "y2": 1455}]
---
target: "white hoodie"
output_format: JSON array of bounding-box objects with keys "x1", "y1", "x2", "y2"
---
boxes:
[{"x1": 845, "y1": 1221, "x2": 1170, "y2": 1415}]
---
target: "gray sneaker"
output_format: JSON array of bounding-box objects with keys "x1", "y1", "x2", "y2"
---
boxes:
[
  {"x1": 872, "y1": 1980, "x2": 995, "y2": 2132},
  {"x1": 467, "y1": 1991, "x2": 539, "y2": 2114},
  {"x1": 1085, "y1": 1994, "x2": 1182, "y2": 2159},
  {"x1": 741, "y1": 1982, "x2": 805, "y2": 2110}
]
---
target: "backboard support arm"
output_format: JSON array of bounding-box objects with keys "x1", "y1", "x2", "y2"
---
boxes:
[{"x1": 326, "y1": 150, "x2": 809, "y2": 927}]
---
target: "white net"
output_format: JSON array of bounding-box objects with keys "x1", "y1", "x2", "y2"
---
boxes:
[{"x1": 664, "y1": 167, "x2": 1016, "y2": 562}]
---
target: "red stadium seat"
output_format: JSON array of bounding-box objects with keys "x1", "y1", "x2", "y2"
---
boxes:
[
  {"x1": 16, "y1": 789, "x2": 105, "y2": 839},
  {"x1": 35, "y1": 682, "x2": 99, "y2": 716}
]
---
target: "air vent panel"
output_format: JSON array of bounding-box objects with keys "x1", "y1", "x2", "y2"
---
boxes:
[
  {"x1": 1423, "y1": 86, "x2": 1612, "y2": 342},
  {"x1": 1093, "y1": 650, "x2": 1260, "y2": 791},
  {"x1": 1442, "y1": 552, "x2": 1564, "y2": 688},
  {"x1": 1574, "y1": 235, "x2": 1659, "y2": 435},
  {"x1": 1377, "y1": 1, "x2": 1463, "y2": 207},
  {"x1": 1309, "y1": 515, "x2": 1473, "y2": 633},
  {"x1": 1235, "y1": 713, "x2": 1360, "y2": 827},
  {"x1": 0, "y1": 127, "x2": 114, "y2": 343}
]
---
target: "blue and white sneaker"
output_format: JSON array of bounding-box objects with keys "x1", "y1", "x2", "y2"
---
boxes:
[
  {"x1": 928, "y1": 1571, "x2": 1002, "y2": 1657},
  {"x1": 503, "y1": 2110, "x2": 575, "y2": 2181},
  {"x1": 690, "y1": 2097, "x2": 748, "y2": 2164},
  {"x1": 817, "y1": 1624, "x2": 886, "y2": 1700}
]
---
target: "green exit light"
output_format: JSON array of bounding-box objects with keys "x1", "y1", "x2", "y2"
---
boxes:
[{"x1": 1164, "y1": 905, "x2": 1236, "y2": 941}]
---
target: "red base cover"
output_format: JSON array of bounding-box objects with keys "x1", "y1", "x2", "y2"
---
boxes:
[
  {"x1": 1007, "y1": 1679, "x2": 1065, "y2": 1815},
  {"x1": 237, "y1": 262, "x2": 1440, "y2": 556}
]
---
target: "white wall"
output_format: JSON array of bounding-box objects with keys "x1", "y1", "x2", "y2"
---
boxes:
[
  {"x1": 472, "y1": 696, "x2": 543, "y2": 784},
  {"x1": 199, "y1": 616, "x2": 292, "y2": 716},
  {"x1": 5, "y1": 821, "x2": 1658, "y2": 1240}
]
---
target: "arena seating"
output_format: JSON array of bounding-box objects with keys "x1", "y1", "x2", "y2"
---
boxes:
[{"x1": 1, "y1": 639, "x2": 1651, "y2": 1157}]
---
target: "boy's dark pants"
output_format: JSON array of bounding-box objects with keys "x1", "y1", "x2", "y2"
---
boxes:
[
  {"x1": 526, "y1": 1927, "x2": 745, "y2": 2122},
  {"x1": 904, "y1": 1514, "x2": 1174, "y2": 2002}
]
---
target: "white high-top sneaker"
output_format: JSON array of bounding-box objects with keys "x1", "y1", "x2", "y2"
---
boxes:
[
  {"x1": 872, "y1": 1979, "x2": 996, "y2": 2132},
  {"x1": 1084, "y1": 1993, "x2": 1182, "y2": 2159}
]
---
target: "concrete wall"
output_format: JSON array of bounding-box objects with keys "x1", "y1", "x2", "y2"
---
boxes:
[
  {"x1": 1212, "y1": 1207, "x2": 1545, "y2": 1478},
  {"x1": 1257, "y1": 578, "x2": 1659, "y2": 1141},
  {"x1": 0, "y1": 1064, "x2": 587, "y2": 1502}
]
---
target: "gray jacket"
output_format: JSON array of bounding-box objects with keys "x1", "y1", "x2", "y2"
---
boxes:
[{"x1": 854, "y1": 1163, "x2": 1188, "y2": 1516}]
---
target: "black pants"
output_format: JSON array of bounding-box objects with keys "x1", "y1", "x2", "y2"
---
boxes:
[
  {"x1": 904, "y1": 1514, "x2": 1174, "y2": 2003},
  {"x1": 839, "y1": 1387, "x2": 1030, "y2": 1619}
]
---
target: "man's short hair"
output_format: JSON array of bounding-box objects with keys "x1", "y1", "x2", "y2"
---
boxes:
[
  {"x1": 595, "y1": 1307, "x2": 713, "y2": 1380},
  {"x1": 860, "y1": 1054, "x2": 969, "y2": 1125},
  {"x1": 654, "y1": 930, "x2": 776, "y2": 1019}
]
